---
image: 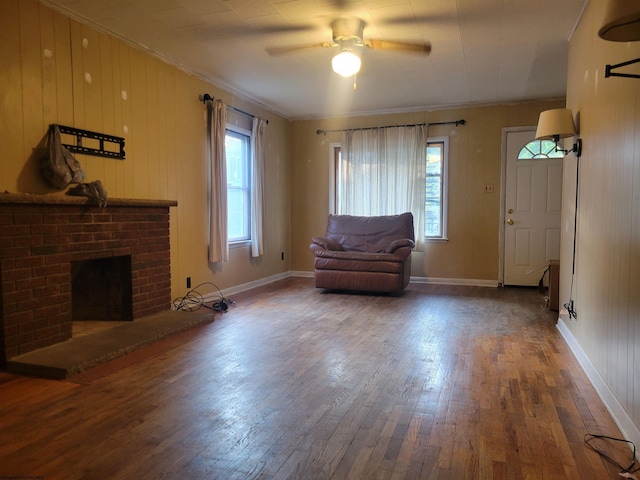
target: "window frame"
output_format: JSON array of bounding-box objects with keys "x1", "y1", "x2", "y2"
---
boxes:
[
  {"x1": 330, "y1": 136, "x2": 449, "y2": 242},
  {"x1": 329, "y1": 142, "x2": 341, "y2": 214},
  {"x1": 424, "y1": 136, "x2": 449, "y2": 242},
  {"x1": 225, "y1": 125, "x2": 252, "y2": 245}
]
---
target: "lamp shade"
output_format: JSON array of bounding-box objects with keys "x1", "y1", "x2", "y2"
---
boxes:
[
  {"x1": 598, "y1": 0, "x2": 640, "y2": 42},
  {"x1": 535, "y1": 109, "x2": 577, "y2": 140},
  {"x1": 332, "y1": 50, "x2": 361, "y2": 77}
]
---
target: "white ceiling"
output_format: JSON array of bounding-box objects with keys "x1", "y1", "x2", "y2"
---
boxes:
[{"x1": 41, "y1": 0, "x2": 587, "y2": 120}]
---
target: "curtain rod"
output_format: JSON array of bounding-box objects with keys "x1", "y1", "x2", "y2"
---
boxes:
[
  {"x1": 199, "y1": 93, "x2": 269, "y2": 124},
  {"x1": 316, "y1": 119, "x2": 465, "y2": 135}
]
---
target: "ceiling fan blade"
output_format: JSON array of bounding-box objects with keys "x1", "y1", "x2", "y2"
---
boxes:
[
  {"x1": 364, "y1": 39, "x2": 432, "y2": 55},
  {"x1": 196, "y1": 23, "x2": 318, "y2": 41},
  {"x1": 380, "y1": 13, "x2": 460, "y2": 26},
  {"x1": 266, "y1": 42, "x2": 334, "y2": 56}
]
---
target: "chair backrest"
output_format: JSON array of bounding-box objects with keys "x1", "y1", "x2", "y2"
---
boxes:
[{"x1": 325, "y1": 212, "x2": 414, "y2": 253}]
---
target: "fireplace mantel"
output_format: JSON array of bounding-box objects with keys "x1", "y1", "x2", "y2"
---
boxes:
[
  {"x1": 0, "y1": 194, "x2": 177, "y2": 366},
  {"x1": 0, "y1": 192, "x2": 177, "y2": 208}
]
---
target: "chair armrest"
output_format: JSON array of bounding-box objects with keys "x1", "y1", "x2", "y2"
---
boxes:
[
  {"x1": 385, "y1": 238, "x2": 415, "y2": 253},
  {"x1": 311, "y1": 236, "x2": 344, "y2": 251}
]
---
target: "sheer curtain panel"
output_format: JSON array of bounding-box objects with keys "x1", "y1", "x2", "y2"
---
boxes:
[{"x1": 339, "y1": 125, "x2": 427, "y2": 249}]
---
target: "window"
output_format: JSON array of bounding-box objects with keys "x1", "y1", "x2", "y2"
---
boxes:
[
  {"x1": 518, "y1": 139, "x2": 564, "y2": 159},
  {"x1": 425, "y1": 138, "x2": 448, "y2": 239},
  {"x1": 332, "y1": 135, "x2": 449, "y2": 241},
  {"x1": 331, "y1": 143, "x2": 341, "y2": 214},
  {"x1": 225, "y1": 127, "x2": 251, "y2": 243}
]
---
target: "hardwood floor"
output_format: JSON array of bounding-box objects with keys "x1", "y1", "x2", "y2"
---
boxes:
[{"x1": 0, "y1": 278, "x2": 627, "y2": 479}]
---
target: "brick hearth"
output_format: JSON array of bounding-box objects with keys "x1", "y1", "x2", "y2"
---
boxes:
[{"x1": 0, "y1": 193, "x2": 177, "y2": 367}]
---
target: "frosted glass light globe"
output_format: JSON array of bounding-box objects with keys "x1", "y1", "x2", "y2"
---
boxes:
[{"x1": 332, "y1": 50, "x2": 361, "y2": 77}]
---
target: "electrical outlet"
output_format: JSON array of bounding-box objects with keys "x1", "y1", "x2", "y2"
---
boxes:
[
  {"x1": 483, "y1": 183, "x2": 494, "y2": 193},
  {"x1": 186, "y1": 277, "x2": 191, "y2": 289}
]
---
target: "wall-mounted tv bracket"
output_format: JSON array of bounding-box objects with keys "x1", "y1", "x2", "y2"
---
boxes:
[
  {"x1": 52, "y1": 124, "x2": 126, "y2": 159},
  {"x1": 605, "y1": 57, "x2": 640, "y2": 79}
]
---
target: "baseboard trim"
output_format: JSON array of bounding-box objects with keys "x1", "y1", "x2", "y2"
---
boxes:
[
  {"x1": 291, "y1": 271, "x2": 498, "y2": 288},
  {"x1": 410, "y1": 276, "x2": 499, "y2": 287},
  {"x1": 199, "y1": 272, "x2": 293, "y2": 303},
  {"x1": 291, "y1": 270, "x2": 314, "y2": 279},
  {"x1": 557, "y1": 318, "x2": 640, "y2": 449}
]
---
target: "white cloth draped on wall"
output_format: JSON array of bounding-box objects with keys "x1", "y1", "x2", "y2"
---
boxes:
[
  {"x1": 207, "y1": 98, "x2": 228, "y2": 263},
  {"x1": 250, "y1": 117, "x2": 267, "y2": 257},
  {"x1": 339, "y1": 125, "x2": 427, "y2": 249}
]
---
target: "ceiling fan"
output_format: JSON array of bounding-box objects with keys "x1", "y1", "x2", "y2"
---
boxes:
[{"x1": 266, "y1": 17, "x2": 432, "y2": 78}]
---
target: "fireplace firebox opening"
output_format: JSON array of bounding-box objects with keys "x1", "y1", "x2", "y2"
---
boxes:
[{"x1": 71, "y1": 255, "x2": 134, "y2": 321}]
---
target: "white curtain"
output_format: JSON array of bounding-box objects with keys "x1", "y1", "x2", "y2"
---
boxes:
[
  {"x1": 250, "y1": 117, "x2": 267, "y2": 257},
  {"x1": 339, "y1": 125, "x2": 427, "y2": 249},
  {"x1": 207, "y1": 98, "x2": 228, "y2": 263}
]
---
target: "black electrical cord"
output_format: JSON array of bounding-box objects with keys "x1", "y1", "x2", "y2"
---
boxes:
[
  {"x1": 564, "y1": 156, "x2": 580, "y2": 320},
  {"x1": 172, "y1": 282, "x2": 235, "y2": 313},
  {"x1": 584, "y1": 434, "x2": 639, "y2": 474}
]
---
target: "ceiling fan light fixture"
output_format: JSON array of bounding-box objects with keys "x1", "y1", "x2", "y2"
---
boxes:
[{"x1": 332, "y1": 50, "x2": 361, "y2": 77}]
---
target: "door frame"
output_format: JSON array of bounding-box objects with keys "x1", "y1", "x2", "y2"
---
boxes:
[{"x1": 498, "y1": 126, "x2": 537, "y2": 286}]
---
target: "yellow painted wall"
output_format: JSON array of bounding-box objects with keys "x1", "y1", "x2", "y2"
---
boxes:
[
  {"x1": 290, "y1": 100, "x2": 564, "y2": 281},
  {"x1": 0, "y1": 0, "x2": 291, "y2": 298},
  {"x1": 563, "y1": 1, "x2": 640, "y2": 435}
]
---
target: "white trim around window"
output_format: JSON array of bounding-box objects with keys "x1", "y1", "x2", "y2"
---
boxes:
[{"x1": 425, "y1": 136, "x2": 449, "y2": 242}]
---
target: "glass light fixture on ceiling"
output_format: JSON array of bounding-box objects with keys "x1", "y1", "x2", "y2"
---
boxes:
[{"x1": 332, "y1": 50, "x2": 361, "y2": 77}]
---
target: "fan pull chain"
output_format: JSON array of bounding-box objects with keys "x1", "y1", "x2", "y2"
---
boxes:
[{"x1": 353, "y1": 74, "x2": 357, "y2": 90}]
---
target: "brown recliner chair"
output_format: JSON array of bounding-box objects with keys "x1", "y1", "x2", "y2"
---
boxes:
[{"x1": 310, "y1": 212, "x2": 415, "y2": 293}]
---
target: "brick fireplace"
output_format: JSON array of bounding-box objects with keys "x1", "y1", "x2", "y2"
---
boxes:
[{"x1": 0, "y1": 193, "x2": 177, "y2": 367}]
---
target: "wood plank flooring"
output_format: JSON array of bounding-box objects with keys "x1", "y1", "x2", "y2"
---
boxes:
[{"x1": 0, "y1": 278, "x2": 628, "y2": 479}]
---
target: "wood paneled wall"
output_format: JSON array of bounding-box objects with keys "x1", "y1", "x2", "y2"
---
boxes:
[
  {"x1": 289, "y1": 100, "x2": 564, "y2": 282},
  {"x1": 0, "y1": 0, "x2": 291, "y2": 298},
  {"x1": 563, "y1": 0, "x2": 640, "y2": 442}
]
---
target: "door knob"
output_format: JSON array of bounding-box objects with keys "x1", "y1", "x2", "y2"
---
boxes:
[{"x1": 507, "y1": 218, "x2": 514, "y2": 225}]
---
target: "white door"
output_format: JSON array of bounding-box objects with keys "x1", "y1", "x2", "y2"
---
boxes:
[{"x1": 503, "y1": 130, "x2": 563, "y2": 286}]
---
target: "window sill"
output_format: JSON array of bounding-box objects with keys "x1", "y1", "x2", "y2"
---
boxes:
[
  {"x1": 229, "y1": 240, "x2": 251, "y2": 249},
  {"x1": 424, "y1": 237, "x2": 449, "y2": 243}
]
